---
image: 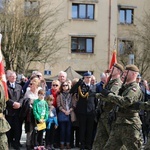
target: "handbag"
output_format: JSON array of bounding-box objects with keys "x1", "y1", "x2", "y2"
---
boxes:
[
  {"x1": 58, "y1": 111, "x2": 69, "y2": 122},
  {"x1": 36, "y1": 122, "x2": 46, "y2": 131},
  {"x1": 70, "y1": 110, "x2": 77, "y2": 122}
]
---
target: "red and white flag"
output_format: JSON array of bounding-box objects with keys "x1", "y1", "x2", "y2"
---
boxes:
[
  {"x1": 0, "y1": 34, "x2": 8, "y2": 101},
  {"x1": 105, "y1": 50, "x2": 117, "y2": 85},
  {"x1": 109, "y1": 50, "x2": 117, "y2": 69}
]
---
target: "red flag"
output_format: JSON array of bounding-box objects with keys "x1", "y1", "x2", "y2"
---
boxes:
[
  {"x1": 0, "y1": 34, "x2": 9, "y2": 101},
  {"x1": 104, "y1": 50, "x2": 117, "y2": 86},
  {"x1": 109, "y1": 50, "x2": 117, "y2": 69}
]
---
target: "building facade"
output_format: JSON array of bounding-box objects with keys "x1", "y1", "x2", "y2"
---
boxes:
[{"x1": 28, "y1": 0, "x2": 150, "y2": 81}]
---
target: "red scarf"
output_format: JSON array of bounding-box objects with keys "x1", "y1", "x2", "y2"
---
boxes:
[{"x1": 51, "y1": 88, "x2": 58, "y2": 108}]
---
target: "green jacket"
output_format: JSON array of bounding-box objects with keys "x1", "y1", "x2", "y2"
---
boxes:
[{"x1": 33, "y1": 99, "x2": 49, "y2": 122}]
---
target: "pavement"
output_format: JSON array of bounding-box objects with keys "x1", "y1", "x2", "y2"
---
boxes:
[
  {"x1": 9, "y1": 124, "x2": 80, "y2": 150},
  {"x1": 9, "y1": 124, "x2": 145, "y2": 150}
]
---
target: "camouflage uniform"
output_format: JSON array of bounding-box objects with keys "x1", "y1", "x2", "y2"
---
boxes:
[
  {"x1": 93, "y1": 77, "x2": 123, "y2": 150},
  {"x1": 101, "y1": 81, "x2": 143, "y2": 150},
  {"x1": 144, "y1": 138, "x2": 150, "y2": 150},
  {"x1": 132, "y1": 101, "x2": 150, "y2": 150},
  {"x1": 0, "y1": 81, "x2": 11, "y2": 150}
]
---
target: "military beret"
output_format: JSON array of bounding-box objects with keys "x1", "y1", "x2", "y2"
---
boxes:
[
  {"x1": 125, "y1": 64, "x2": 139, "y2": 72},
  {"x1": 83, "y1": 71, "x2": 92, "y2": 77},
  {"x1": 114, "y1": 63, "x2": 124, "y2": 72}
]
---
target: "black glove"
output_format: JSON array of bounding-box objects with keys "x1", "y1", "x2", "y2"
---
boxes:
[
  {"x1": 78, "y1": 78, "x2": 83, "y2": 84},
  {"x1": 131, "y1": 102, "x2": 140, "y2": 110},
  {"x1": 101, "y1": 89, "x2": 112, "y2": 97},
  {"x1": 118, "y1": 86, "x2": 125, "y2": 96},
  {"x1": 69, "y1": 78, "x2": 83, "y2": 94}
]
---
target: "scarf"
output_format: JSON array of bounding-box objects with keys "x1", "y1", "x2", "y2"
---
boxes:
[{"x1": 51, "y1": 89, "x2": 58, "y2": 108}]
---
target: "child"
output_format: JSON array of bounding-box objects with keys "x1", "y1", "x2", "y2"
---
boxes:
[
  {"x1": 33, "y1": 89, "x2": 49, "y2": 149},
  {"x1": 45, "y1": 95, "x2": 58, "y2": 150}
]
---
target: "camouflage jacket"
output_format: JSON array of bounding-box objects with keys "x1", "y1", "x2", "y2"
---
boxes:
[
  {"x1": 107, "y1": 81, "x2": 142, "y2": 125},
  {"x1": 0, "y1": 81, "x2": 11, "y2": 133},
  {"x1": 101, "y1": 78, "x2": 122, "y2": 111}
]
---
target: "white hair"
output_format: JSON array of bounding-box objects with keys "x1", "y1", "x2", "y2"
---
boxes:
[
  {"x1": 100, "y1": 72, "x2": 106, "y2": 79},
  {"x1": 58, "y1": 71, "x2": 67, "y2": 77}
]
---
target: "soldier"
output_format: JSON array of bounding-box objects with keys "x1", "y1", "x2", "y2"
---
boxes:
[
  {"x1": 93, "y1": 63, "x2": 124, "y2": 150},
  {"x1": 0, "y1": 80, "x2": 11, "y2": 150},
  {"x1": 131, "y1": 98, "x2": 150, "y2": 150},
  {"x1": 98, "y1": 64, "x2": 143, "y2": 150}
]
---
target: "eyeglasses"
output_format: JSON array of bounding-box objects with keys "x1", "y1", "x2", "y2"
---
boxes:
[
  {"x1": 52, "y1": 84, "x2": 58, "y2": 87},
  {"x1": 62, "y1": 84, "x2": 68, "y2": 87}
]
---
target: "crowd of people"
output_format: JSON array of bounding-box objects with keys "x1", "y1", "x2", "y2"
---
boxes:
[{"x1": 0, "y1": 64, "x2": 150, "y2": 150}]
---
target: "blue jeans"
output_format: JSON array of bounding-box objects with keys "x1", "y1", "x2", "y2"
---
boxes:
[{"x1": 59, "y1": 121, "x2": 72, "y2": 144}]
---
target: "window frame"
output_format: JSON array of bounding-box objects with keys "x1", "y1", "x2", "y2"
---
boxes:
[
  {"x1": 24, "y1": 1, "x2": 40, "y2": 16},
  {"x1": 118, "y1": 40, "x2": 134, "y2": 55},
  {"x1": 71, "y1": 37, "x2": 94, "y2": 54},
  {"x1": 119, "y1": 8, "x2": 134, "y2": 24},
  {"x1": 72, "y1": 3, "x2": 95, "y2": 20}
]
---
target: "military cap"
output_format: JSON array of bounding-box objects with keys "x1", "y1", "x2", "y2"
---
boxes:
[
  {"x1": 125, "y1": 64, "x2": 139, "y2": 72},
  {"x1": 83, "y1": 71, "x2": 92, "y2": 77},
  {"x1": 114, "y1": 63, "x2": 124, "y2": 72}
]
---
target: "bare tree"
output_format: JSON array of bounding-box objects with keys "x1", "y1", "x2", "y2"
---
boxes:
[
  {"x1": 118, "y1": 11, "x2": 150, "y2": 81},
  {"x1": 0, "y1": 0, "x2": 66, "y2": 74}
]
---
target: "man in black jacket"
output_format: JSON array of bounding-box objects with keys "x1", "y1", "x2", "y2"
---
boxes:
[{"x1": 5, "y1": 71, "x2": 24, "y2": 150}]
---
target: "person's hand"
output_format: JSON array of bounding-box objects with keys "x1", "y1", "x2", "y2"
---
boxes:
[
  {"x1": 131, "y1": 102, "x2": 140, "y2": 110},
  {"x1": 13, "y1": 102, "x2": 21, "y2": 109},
  {"x1": 55, "y1": 125, "x2": 58, "y2": 129},
  {"x1": 96, "y1": 93, "x2": 103, "y2": 99},
  {"x1": 65, "y1": 110, "x2": 70, "y2": 115},
  {"x1": 39, "y1": 119, "x2": 44, "y2": 123},
  {"x1": 101, "y1": 89, "x2": 113, "y2": 97}
]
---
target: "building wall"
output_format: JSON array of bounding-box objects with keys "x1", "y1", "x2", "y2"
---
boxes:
[
  {"x1": 38, "y1": 0, "x2": 118, "y2": 81},
  {"x1": 29, "y1": 0, "x2": 150, "y2": 81}
]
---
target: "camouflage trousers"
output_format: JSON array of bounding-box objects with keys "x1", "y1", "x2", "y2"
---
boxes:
[
  {"x1": 92, "y1": 117, "x2": 110, "y2": 150},
  {"x1": 144, "y1": 134, "x2": 150, "y2": 150},
  {"x1": 0, "y1": 133, "x2": 8, "y2": 150},
  {"x1": 92, "y1": 117, "x2": 127, "y2": 150},
  {"x1": 103, "y1": 124, "x2": 142, "y2": 150}
]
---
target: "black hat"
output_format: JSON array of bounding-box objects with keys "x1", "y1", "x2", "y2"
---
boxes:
[
  {"x1": 125, "y1": 64, "x2": 139, "y2": 72},
  {"x1": 83, "y1": 71, "x2": 92, "y2": 77}
]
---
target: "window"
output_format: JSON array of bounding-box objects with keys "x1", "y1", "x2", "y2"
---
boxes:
[
  {"x1": 71, "y1": 37, "x2": 94, "y2": 53},
  {"x1": 129, "y1": 54, "x2": 134, "y2": 64},
  {"x1": 24, "y1": 34, "x2": 39, "y2": 51},
  {"x1": 44, "y1": 70, "x2": 51, "y2": 75},
  {"x1": 72, "y1": 3, "x2": 94, "y2": 19},
  {"x1": 118, "y1": 40, "x2": 133, "y2": 55},
  {"x1": 119, "y1": 8, "x2": 133, "y2": 24},
  {"x1": 24, "y1": 1, "x2": 39, "y2": 16}
]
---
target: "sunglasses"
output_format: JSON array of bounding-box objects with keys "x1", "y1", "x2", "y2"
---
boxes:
[
  {"x1": 62, "y1": 84, "x2": 68, "y2": 87},
  {"x1": 52, "y1": 84, "x2": 58, "y2": 87}
]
